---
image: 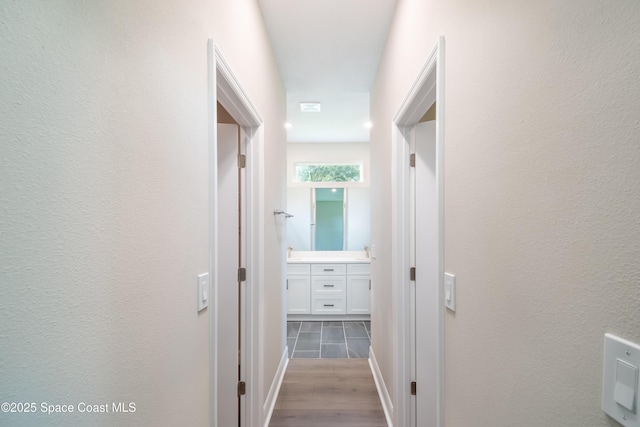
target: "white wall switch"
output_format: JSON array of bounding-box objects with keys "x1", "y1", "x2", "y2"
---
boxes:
[
  {"x1": 444, "y1": 272, "x2": 456, "y2": 312},
  {"x1": 198, "y1": 273, "x2": 210, "y2": 312},
  {"x1": 603, "y1": 333, "x2": 640, "y2": 426}
]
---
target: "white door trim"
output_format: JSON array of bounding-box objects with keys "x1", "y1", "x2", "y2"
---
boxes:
[
  {"x1": 391, "y1": 35, "x2": 445, "y2": 427},
  {"x1": 208, "y1": 40, "x2": 264, "y2": 427}
]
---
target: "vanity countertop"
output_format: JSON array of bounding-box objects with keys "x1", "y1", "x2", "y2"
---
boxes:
[
  {"x1": 287, "y1": 257, "x2": 370, "y2": 264},
  {"x1": 287, "y1": 251, "x2": 370, "y2": 264}
]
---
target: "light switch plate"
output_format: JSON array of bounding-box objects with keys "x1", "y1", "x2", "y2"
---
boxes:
[
  {"x1": 198, "y1": 273, "x2": 209, "y2": 312},
  {"x1": 603, "y1": 333, "x2": 640, "y2": 426},
  {"x1": 444, "y1": 272, "x2": 456, "y2": 312}
]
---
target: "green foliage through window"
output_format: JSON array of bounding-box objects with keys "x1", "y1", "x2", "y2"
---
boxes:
[{"x1": 295, "y1": 164, "x2": 362, "y2": 183}]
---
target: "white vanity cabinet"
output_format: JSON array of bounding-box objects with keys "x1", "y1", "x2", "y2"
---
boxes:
[
  {"x1": 286, "y1": 263, "x2": 311, "y2": 314},
  {"x1": 287, "y1": 261, "x2": 370, "y2": 318}
]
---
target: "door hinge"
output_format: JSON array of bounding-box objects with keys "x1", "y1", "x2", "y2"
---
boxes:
[
  {"x1": 410, "y1": 267, "x2": 416, "y2": 281},
  {"x1": 410, "y1": 381, "x2": 417, "y2": 396},
  {"x1": 238, "y1": 154, "x2": 246, "y2": 168},
  {"x1": 238, "y1": 267, "x2": 246, "y2": 282},
  {"x1": 410, "y1": 153, "x2": 416, "y2": 167},
  {"x1": 237, "y1": 381, "x2": 246, "y2": 396}
]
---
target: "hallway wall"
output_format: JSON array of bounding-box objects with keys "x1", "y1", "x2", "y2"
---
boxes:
[
  {"x1": 370, "y1": 0, "x2": 640, "y2": 425},
  {"x1": 0, "y1": 1, "x2": 286, "y2": 426}
]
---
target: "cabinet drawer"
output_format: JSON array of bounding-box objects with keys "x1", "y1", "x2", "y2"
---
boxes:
[
  {"x1": 311, "y1": 296, "x2": 346, "y2": 314},
  {"x1": 311, "y1": 264, "x2": 346, "y2": 275},
  {"x1": 347, "y1": 263, "x2": 370, "y2": 275},
  {"x1": 312, "y1": 276, "x2": 346, "y2": 294},
  {"x1": 287, "y1": 263, "x2": 311, "y2": 275}
]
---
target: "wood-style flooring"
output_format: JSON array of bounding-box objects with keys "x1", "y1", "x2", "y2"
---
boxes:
[{"x1": 269, "y1": 358, "x2": 387, "y2": 427}]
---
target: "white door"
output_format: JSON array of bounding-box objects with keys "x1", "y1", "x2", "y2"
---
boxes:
[
  {"x1": 412, "y1": 120, "x2": 439, "y2": 426},
  {"x1": 217, "y1": 123, "x2": 243, "y2": 427}
]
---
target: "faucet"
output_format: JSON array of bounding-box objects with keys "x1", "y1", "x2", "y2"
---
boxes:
[
  {"x1": 364, "y1": 246, "x2": 370, "y2": 258},
  {"x1": 287, "y1": 246, "x2": 293, "y2": 258}
]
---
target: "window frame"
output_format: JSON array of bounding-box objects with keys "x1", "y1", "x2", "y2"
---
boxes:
[{"x1": 293, "y1": 162, "x2": 364, "y2": 184}]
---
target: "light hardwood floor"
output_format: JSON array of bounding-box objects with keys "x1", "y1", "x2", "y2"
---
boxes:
[{"x1": 269, "y1": 359, "x2": 387, "y2": 427}]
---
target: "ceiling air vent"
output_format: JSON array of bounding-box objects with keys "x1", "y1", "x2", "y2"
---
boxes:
[{"x1": 300, "y1": 102, "x2": 321, "y2": 112}]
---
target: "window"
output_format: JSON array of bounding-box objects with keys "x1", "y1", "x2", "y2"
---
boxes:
[{"x1": 294, "y1": 163, "x2": 362, "y2": 183}]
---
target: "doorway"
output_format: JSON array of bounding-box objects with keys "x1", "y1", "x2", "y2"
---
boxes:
[
  {"x1": 283, "y1": 147, "x2": 372, "y2": 362},
  {"x1": 209, "y1": 41, "x2": 264, "y2": 427},
  {"x1": 391, "y1": 36, "x2": 445, "y2": 427}
]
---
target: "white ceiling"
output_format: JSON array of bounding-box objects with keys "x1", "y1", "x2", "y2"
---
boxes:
[{"x1": 258, "y1": 0, "x2": 398, "y2": 143}]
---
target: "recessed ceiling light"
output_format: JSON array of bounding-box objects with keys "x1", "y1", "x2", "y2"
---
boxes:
[
  {"x1": 300, "y1": 102, "x2": 321, "y2": 113},
  {"x1": 284, "y1": 122, "x2": 292, "y2": 129},
  {"x1": 364, "y1": 121, "x2": 373, "y2": 128}
]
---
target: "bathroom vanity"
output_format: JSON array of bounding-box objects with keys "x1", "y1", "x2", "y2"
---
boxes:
[{"x1": 287, "y1": 252, "x2": 370, "y2": 320}]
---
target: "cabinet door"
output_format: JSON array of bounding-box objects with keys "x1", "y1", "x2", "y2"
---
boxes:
[
  {"x1": 287, "y1": 276, "x2": 311, "y2": 314},
  {"x1": 347, "y1": 276, "x2": 370, "y2": 314}
]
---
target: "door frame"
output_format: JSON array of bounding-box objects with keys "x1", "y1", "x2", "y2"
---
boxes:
[
  {"x1": 391, "y1": 36, "x2": 445, "y2": 427},
  {"x1": 208, "y1": 40, "x2": 265, "y2": 427}
]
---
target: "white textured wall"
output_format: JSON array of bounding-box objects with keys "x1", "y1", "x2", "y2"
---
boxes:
[
  {"x1": 371, "y1": 0, "x2": 640, "y2": 425},
  {"x1": 0, "y1": 1, "x2": 285, "y2": 426}
]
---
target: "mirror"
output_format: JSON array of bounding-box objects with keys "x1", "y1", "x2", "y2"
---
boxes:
[
  {"x1": 315, "y1": 188, "x2": 344, "y2": 250},
  {"x1": 287, "y1": 187, "x2": 370, "y2": 251}
]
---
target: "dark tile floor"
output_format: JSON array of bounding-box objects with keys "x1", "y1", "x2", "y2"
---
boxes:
[{"x1": 287, "y1": 321, "x2": 371, "y2": 359}]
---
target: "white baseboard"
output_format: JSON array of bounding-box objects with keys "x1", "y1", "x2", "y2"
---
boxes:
[
  {"x1": 369, "y1": 346, "x2": 394, "y2": 427},
  {"x1": 263, "y1": 346, "x2": 289, "y2": 427}
]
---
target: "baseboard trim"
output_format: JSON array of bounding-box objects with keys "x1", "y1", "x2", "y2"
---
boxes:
[
  {"x1": 263, "y1": 346, "x2": 289, "y2": 427},
  {"x1": 369, "y1": 346, "x2": 394, "y2": 427}
]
